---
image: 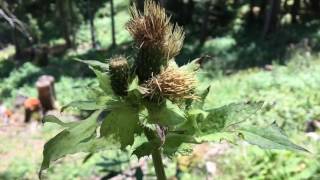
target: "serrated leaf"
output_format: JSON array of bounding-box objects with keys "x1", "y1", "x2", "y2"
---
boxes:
[
  {"x1": 199, "y1": 102, "x2": 263, "y2": 134},
  {"x1": 74, "y1": 58, "x2": 109, "y2": 71},
  {"x1": 61, "y1": 99, "x2": 111, "y2": 112},
  {"x1": 90, "y1": 67, "x2": 113, "y2": 95},
  {"x1": 42, "y1": 115, "x2": 78, "y2": 128},
  {"x1": 148, "y1": 100, "x2": 186, "y2": 126},
  {"x1": 163, "y1": 133, "x2": 198, "y2": 156},
  {"x1": 196, "y1": 132, "x2": 237, "y2": 143},
  {"x1": 176, "y1": 109, "x2": 207, "y2": 135},
  {"x1": 40, "y1": 110, "x2": 106, "y2": 173},
  {"x1": 240, "y1": 122, "x2": 308, "y2": 152},
  {"x1": 133, "y1": 141, "x2": 156, "y2": 159},
  {"x1": 100, "y1": 103, "x2": 139, "y2": 149}
]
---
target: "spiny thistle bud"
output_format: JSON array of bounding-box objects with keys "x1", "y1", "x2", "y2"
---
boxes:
[
  {"x1": 144, "y1": 67, "x2": 198, "y2": 102},
  {"x1": 109, "y1": 56, "x2": 129, "y2": 96},
  {"x1": 126, "y1": 0, "x2": 185, "y2": 82}
]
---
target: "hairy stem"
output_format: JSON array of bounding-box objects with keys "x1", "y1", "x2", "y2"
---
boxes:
[
  {"x1": 144, "y1": 127, "x2": 167, "y2": 180},
  {"x1": 151, "y1": 148, "x2": 166, "y2": 180}
]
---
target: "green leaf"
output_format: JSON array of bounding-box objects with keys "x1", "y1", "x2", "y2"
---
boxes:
[
  {"x1": 199, "y1": 102, "x2": 263, "y2": 134},
  {"x1": 133, "y1": 141, "x2": 156, "y2": 159},
  {"x1": 176, "y1": 109, "x2": 206, "y2": 135},
  {"x1": 179, "y1": 58, "x2": 200, "y2": 72},
  {"x1": 128, "y1": 76, "x2": 139, "y2": 92},
  {"x1": 61, "y1": 99, "x2": 111, "y2": 112},
  {"x1": 148, "y1": 100, "x2": 187, "y2": 126},
  {"x1": 163, "y1": 133, "x2": 198, "y2": 156},
  {"x1": 100, "y1": 103, "x2": 139, "y2": 149},
  {"x1": 40, "y1": 111, "x2": 106, "y2": 174},
  {"x1": 74, "y1": 58, "x2": 109, "y2": 71},
  {"x1": 90, "y1": 67, "x2": 113, "y2": 95},
  {"x1": 240, "y1": 122, "x2": 308, "y2": 152},
  {"x1": 127, "y1": 76, "x2": 147, "y2": 97},
  {"x1": 42, "y1": 115, "x2": 78, "y2": 128},
  {"x1": 196, "y1": 132, "x2": 237, "y2": 143}
]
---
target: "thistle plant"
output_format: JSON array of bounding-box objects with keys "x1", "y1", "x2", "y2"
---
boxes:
[{"x1": 40, "y1": 1, "x2": 307, "y2": 179}]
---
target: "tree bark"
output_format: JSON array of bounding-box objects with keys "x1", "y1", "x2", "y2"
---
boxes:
[
  {"x1": 110, "y1": 0, "x2": 116, "y2": 48},
  {"x1": 88, "y1": 0, "x2": 97, "y2": 49},
  {"x1": 291, "y1": 0, "x2": 300, "y2": 23},
  {"x1": 36, "y1": 75, "x2": 56, "y2": 112},
  {"x1": 262, "y1": 0, "x2": 281, "y2": 37},
  {"x1": 199, "y1": 0, "x2": 211, "y2": 46},
  {"x1": 56, "y1": 0, "x2": 72, "y2": 47}
]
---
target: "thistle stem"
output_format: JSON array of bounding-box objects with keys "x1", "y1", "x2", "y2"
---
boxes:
[
  {"x1": 151, "y1": 148, "x2": 166, "y2": 180},
  {"x1": 143, "y1": 128, "x2": 167, "y2": 180}
]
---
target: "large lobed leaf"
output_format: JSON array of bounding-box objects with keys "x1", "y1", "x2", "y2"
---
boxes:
[
  {"x1": 40, "y1": 111, "x2": 111, "y2": 175},
  {"x1": 74, "y1": 58, "x2": 109, "y2": 71},
  {"x1": 100, "y1": 102, "x2": 140, "y2": 149},
  {"x1": 61, "y1": 98, "x2": 112, "y2": 112},
  {"x1": 163, "y1": 133, "x2": 198, "y2": 156},
  {"x1": 148, "y1": 100, "x2": 186, "y2": 126},
  {"x1": 90, "y1": 67, "x2": 114, "y2": 95},
  {"x1": 198, "y1": 101, "x2": 264, "y2": 134},
  {"x1": 240, "y1": 122, "x2": 308, "y2": 152}
]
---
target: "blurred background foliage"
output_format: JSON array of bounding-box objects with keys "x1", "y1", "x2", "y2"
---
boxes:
[{"x1": 1, "y1": 0, "x2": 320, "y2": 179}]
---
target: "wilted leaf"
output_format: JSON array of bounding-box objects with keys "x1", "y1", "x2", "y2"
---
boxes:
[
  {"x1": 100, "y1": 103, "x2": 139, "y2": 149},
  {"x1": 74, "y1": 58, "x2": 109, "y2": 71},
  {"x1": 240, "y1": 122, "x2": 308, "y2": 152},
  {"x1": 198, "y1": 102, "x2": 263, "y2": 134},
  {"x1": 148, "y1": 100, "x2": 186, "y2": 126},
  {"x1": 40, "y1": 111, "x2": 107, "y2": 174}
]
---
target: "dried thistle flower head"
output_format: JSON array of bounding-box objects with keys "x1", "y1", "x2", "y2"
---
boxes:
[
  {"x1": 126, "y1": 0, "x2": 185, "y2": 82},
  {"x1": 144, "y1": 67, "x2": 197, "y2": 101},
  {"x1": 109, "y1": 56, "x2": 129, "y2": 96},
  {"x1": 126, "y1": 0, "x2": 185, "y2": 60}
]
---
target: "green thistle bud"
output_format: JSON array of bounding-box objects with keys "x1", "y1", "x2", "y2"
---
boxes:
[
  {"x1": 109, "y1": 56, "x2": 129, "y2": 96},
  {"x1": 126, "y1": 0, "x2": 185, "y2": 82}
]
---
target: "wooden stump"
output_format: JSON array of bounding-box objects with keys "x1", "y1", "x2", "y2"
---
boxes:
[
  {"x1": 38, "y1": 75, "x2": 56, "y2": 99},
  {"x1": 36, "y1": 75, "x2": 56, "y2": 112}
]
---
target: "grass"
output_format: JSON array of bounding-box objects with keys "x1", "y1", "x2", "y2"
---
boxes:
[
  {"x1": 1, "y1": 51, "x2": 320, "y2": 179},
  {"x1": 1, "y1": 0, "x2": 320, "y2": 179}
]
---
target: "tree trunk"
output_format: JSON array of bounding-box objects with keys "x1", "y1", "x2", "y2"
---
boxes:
[
  {"x1": 291, "y1": 0, "x2": 300, "y2": 23},
  {"x1": 199, "y1": 0, "x2": 211, "y2": 46},
  {"x1": 262, "y1": 0, "x2": 281, "y2": 37},
  {"x1": 57, "y1": 0, "x2": 72, "y2": 47},
  {"x1": 309, "y1": 0, "x2": 320, "y2": 16},
  {"x1": 110, "y1": 0, "x2": 116, "y2": 48},
  {"x1": 88, "y1": 0, "x2": 97, "y2": 49},
  {"x1": 12, "y1": 26, "x2": 21, "y2": 59}
]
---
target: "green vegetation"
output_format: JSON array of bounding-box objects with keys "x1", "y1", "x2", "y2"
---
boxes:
[{"x1": 1, "y1": 0, "x2": 320, "y2": 179}]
